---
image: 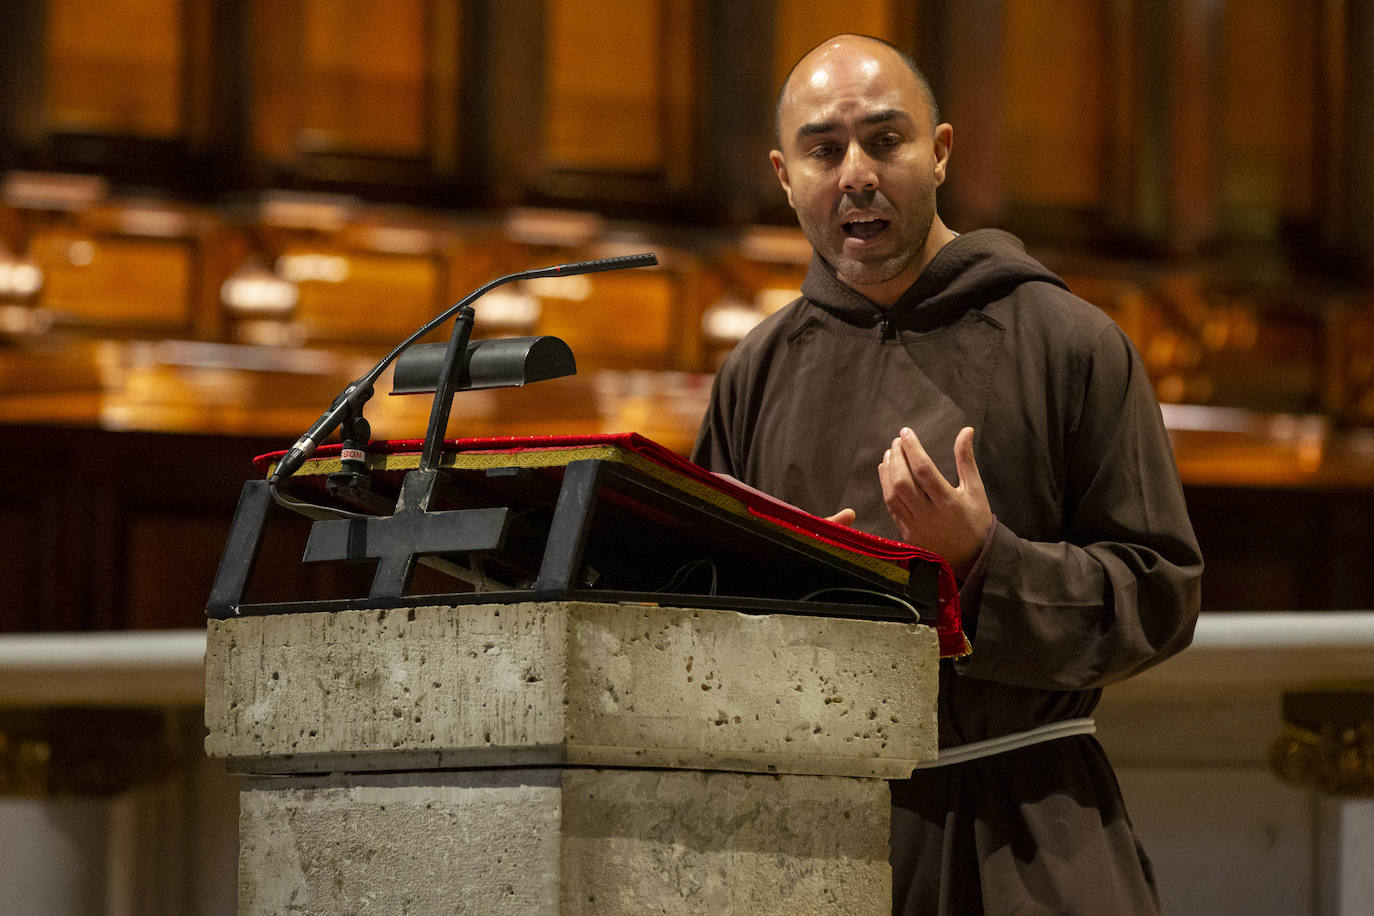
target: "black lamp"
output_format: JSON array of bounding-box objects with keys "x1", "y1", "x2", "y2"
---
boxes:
[{"x1": 390, "y1": 336, "x2": 576, "y2": 395}]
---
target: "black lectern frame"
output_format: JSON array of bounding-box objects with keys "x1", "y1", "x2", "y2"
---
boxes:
[{"x1": 205, "y1": 453, "x2": 941, "y2": 626}]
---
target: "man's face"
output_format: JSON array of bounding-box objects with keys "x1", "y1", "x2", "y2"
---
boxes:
[{"x1": 771, "y1": 40, "x2": 952, "y2": 302}]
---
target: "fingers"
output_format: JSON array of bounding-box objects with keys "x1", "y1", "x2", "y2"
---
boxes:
[
  {"x1": 880, "y1": 437, "x2": 924, "y2": 522},
  {"x1": 877, "y1": 425, "x2": 992, "y2": 560},
  {"x1": 894, "y1": 427, "x2": 952, "y2": 502},
  {"x1": 826, "y1": 507, "x2": 856, "y2": 526},
  {"x1": 952, "y1": 426, "x2": 985, "y2": 497},
  {"x1": 880, "y1": 427, "x2": 942, "y2": 544},
  {"x1": 878, "y1": 452, "x2": 916, "y2": 544}
]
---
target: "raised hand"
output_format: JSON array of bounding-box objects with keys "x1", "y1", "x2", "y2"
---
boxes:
[{"x1": 879, "y1": 425, "x2": 993, "y2": 579}]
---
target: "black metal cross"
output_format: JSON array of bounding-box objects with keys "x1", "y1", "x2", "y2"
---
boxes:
[{"x1": 303, "y1": 468, "x2": 510, "y2": 599}]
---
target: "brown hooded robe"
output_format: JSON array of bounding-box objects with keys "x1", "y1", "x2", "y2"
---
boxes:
[{"x1": 693, "y1": 229, "x2": 1203, "y2": 915}]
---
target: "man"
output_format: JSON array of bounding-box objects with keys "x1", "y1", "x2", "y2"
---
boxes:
[{"x1": 692, "y1": 34, "x2": 1203, "y2": 914}]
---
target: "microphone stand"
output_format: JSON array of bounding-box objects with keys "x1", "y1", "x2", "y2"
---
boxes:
[{"x1": 267, "y1": 251, "x2": 657, "y2": 485}]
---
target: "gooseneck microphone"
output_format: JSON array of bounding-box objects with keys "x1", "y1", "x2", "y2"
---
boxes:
[{"x1": 268, "y1": 251, "x2": 659, "y2": 483}]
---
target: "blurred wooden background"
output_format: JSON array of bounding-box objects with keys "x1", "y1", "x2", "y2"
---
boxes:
[{"x1": 0, "y1": 0, "x2": 1371, "y2": 631}]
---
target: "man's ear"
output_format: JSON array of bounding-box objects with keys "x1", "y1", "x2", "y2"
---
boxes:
[
  {"x1": 769, "y1": 149, "x2": 796, "y2": 208},
  {"x1": 932, "y1": 124, "x2": 953, "y2": 187}
]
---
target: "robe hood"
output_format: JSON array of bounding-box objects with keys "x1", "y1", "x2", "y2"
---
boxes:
[{"x1": 800, "y1": 228, "x2": 1068, "y2": 333}]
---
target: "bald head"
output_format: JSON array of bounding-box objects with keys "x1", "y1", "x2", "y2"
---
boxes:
[
  {"x1": 767, "y1": 31, "x2": 956, "y2": 303},
  {"x1": 774, "y1": 35, "x2": 939, "y2": 147}
]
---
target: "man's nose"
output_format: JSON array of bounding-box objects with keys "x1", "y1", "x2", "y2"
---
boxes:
[{"x1": 838, "y1": 144, "x2": 879, "y2": 193}]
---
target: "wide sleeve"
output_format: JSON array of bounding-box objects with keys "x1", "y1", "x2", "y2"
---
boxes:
[
  {"x1": 690, "y1": 355, "x2": 745, "y2": 476},
  {"x1": 957, "y1": 324, "x2": 1203, "y2": 691}
]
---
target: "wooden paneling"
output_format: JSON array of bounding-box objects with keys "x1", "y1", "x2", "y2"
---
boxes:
[
  {"x1": 1002, "y1": 1, "x2": 1108, "y2": 209},
  {"x1": 1219, "y1": 0, "x2": 1319, "y2": 236},
  {"x1": 0, "y1": 499, "x2": 59, "y2": 632},
  {"x1": 8, "y1": 0, "x2": 231, "y2": 191},
  {"x1": 44, "y1": 0, "x2": 186, "y2": 138},
  {"x1": 123, "y1": 512, "x2": 228, "y2": 628},
  {"x1": 1185, "y1": 485, "x2": 1374, "y2": 611},
  {"x1": 1135, "y1": 275, "x2": 1322, "y2": 412},
  {"x1": 1340, "y1": 0, "x2": 1374, "y2": 277},
  {"x1": 29, "y1": 229, "x2": 196, "y2": 334},
  {"x1": 287, "y1": 248, "x2": 444, "y2": 345},
  {"x1": 544, "y1": 0, "x2": 666, "y2": 172},
  {"x1": 302, "y1": 0, "x2": 429, "y2": 154},
  {"x1": 1325, "y1": 302, "x2": 1374, "y2": 424},
  {"x1": 523, "y1": 0, "x2": 698, "y2": 207},
  {"x1": 772, "y1": 0, "x2": 906, "y2": 87},
  {"x1": 0, "y1": 426, "x2": 381, "y2": 632},
  {"x1": 939, "y1": 0, "x2": 1006, "y2": 226},
  {"x1": 255, "y1": 0, "x2": 431, "y2": 158},
  {"x1": 0, "y1": 0, "x2": 1363, "y2": 275},
  {"x1": 247, "y1": 0, "x2": 461, "y2": 192},
  {"x1": 535, "y1": 269, "x2": 682, "y2": 369}
]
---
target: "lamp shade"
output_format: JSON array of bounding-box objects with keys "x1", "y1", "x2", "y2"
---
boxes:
[{"x1": 390, "y1": 336, "x2": 576, "y2": 395}]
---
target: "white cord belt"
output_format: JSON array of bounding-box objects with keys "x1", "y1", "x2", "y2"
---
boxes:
[{"x1": 913, "y1": 717, "x2": 1097, "y2": 769}]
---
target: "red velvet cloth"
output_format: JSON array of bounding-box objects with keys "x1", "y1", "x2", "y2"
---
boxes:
[{"x1": 255, "y1": 432, "x2": 965, "y2": 656}]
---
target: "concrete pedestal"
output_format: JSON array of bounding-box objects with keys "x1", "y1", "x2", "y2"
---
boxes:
[{"x1": 205, "y1": 601, "x2": 938, "y2": 915}]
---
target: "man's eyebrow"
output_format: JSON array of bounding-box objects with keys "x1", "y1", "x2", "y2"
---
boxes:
[
  {"x1": 793, "y1": 109, "x2": 912, "y2": 140},
  {"x1": 795, "y1": 120, "x2": 838, "y2": 138}
]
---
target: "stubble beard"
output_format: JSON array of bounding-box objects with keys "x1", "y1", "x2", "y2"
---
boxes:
[
  {"x1": 831, "y1": 223, "x2": 930, "y2": 290},
  {"x1": 797, "y1": 187, "x2": 937, "y2": 294}
]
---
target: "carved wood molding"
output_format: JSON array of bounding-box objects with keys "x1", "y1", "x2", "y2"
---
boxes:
[{"x1": 1270, "y1": 691, "x2": 1374, "y2": 797}]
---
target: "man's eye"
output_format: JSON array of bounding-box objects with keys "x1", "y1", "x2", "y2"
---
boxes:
[{"x1": 809, "y1": 143, "x2": 841, "y2": 159}]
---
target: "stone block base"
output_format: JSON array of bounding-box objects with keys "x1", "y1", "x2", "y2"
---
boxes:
[
  {"x1": 239, "y1": 768, "x2": 891, "y2": 915},
  {"x1": 205, "y1": 601, "x2": 937, "y2": 779}
]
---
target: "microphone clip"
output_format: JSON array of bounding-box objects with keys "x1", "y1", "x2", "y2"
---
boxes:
[{"x1": 324, "y1": 397, "x2": 391, "y2": 513}]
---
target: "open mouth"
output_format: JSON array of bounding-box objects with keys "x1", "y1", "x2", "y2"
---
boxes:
[{"x1": 843, "y1": 217, "x2": 889, "y2": 241}]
